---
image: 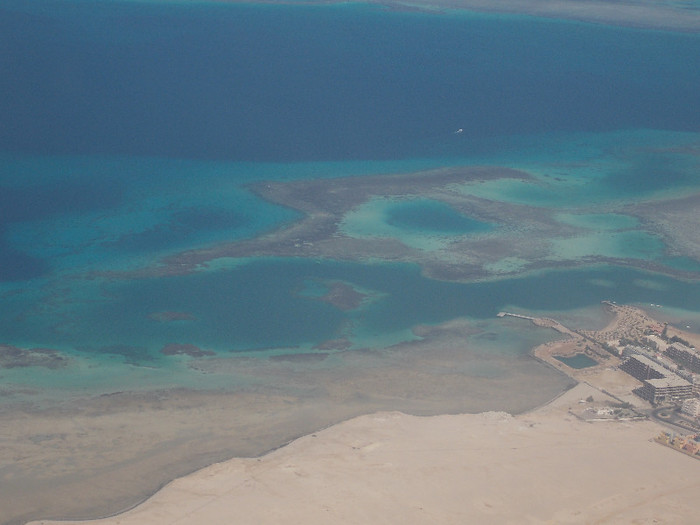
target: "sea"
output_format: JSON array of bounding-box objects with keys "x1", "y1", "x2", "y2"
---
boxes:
[{"x1": 2, "y1": 0, "x2": 700, "y2": 404}]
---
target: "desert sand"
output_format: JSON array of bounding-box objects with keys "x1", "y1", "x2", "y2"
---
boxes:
[{"x1": 29, "y1": 382, "x2": 700, "y2": 525}]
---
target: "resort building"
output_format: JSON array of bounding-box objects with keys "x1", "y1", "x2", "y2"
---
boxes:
[
  {"x1": 620, "y1": 354, "x2": 666, "y2": 381},
  {"x1": 621, "y1": 354, "x2": 693, "y2": 405},
  {"x1": 638, "y1": 376, "x2": 693, "y2": 405},
  {"x1": 667, "y1": 343, "x2": 700, "y2": 373}
]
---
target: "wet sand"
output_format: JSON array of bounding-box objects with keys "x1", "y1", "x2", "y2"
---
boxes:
[{"x1": 28, "y1": 382, "x2": 700, "y2": 525}]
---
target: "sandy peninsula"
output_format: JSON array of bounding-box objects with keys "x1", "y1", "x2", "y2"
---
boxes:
[{"x1": 28, "y1": 381, "x2": 700, "y2": 525}]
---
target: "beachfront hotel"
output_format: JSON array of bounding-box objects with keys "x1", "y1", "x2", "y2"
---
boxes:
[
  {"x1": 620, "y1": 354, "x2": 694, "y2": 405},
  {"x1": 667, "y1": 343, "x2": 700, "y2": 374}
]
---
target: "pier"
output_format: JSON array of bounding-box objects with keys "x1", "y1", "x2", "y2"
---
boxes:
[
  {"x1": 497, "y1": 312, "x2": 535, "y2": 320},
  {"x1": 497, "y1": 312, "x2": 576, "y2": 336}
]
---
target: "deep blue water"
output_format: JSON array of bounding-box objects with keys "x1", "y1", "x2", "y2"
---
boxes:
[{"x1": 2, "y1": 1, "x2": 700, "y2": 162}]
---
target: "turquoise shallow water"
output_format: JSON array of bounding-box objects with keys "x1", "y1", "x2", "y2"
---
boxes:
[
  {"x1": 3, "y1": 259, "x2": 700, "y2": 358},
  {"x1": 385, "y1": 200, "x2": 493, "y2": 234},
  {"x1": 340, "y1": 197, "x2": 494, "y2": 251},
  {"x1": 1, "y1": 2, "x2": 700, "y2": 401},
  {"x1": 2, "y1": 140, "x2": 700, "y2": 397}
]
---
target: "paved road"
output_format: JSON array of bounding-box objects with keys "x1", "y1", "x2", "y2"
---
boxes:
[{"x1": 651, "y1": 406, "x2": 700, "y2": 433}]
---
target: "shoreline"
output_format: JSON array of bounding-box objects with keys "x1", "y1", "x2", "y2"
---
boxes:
[
  {"x1": 1, "y1": 316, "x2": 571, "y2": 525},
  {"x1": 27, "y1": 386, "x2": 700, "y2": 525},
  {"x1": 23, "y1": 304, "x2": 700, "y2": 525}
]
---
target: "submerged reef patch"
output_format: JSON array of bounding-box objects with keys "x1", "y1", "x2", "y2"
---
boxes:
[{"x1": 0, "y1": 344, "x2": 68, "y2": 369}]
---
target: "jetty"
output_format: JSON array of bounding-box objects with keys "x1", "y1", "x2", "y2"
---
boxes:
[
  {"x1": 497, "y1": 311, "x2": 577, "y2": 337},
  {"x1": 497, "y1": 311, "x2": 534, "y2": 320}
]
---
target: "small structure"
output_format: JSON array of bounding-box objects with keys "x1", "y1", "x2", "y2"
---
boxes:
[
  {"x1": 656, "y1": 432, "x2": 700, "y2": 459},
  {"x1": 693, "y1": 375, "x2": 700, "y2": 397},
  {"x1": 682, "y1": 398, "x2": 700, "y2": 419}
]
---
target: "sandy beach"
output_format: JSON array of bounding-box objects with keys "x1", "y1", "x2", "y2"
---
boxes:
[{"x1": 28, "y1": 382, "x2": 700, "y2": 525}]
